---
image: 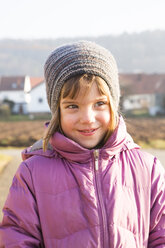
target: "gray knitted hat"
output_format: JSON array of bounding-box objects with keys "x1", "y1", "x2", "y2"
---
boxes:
[{"x1": 44, "y1": 40, "x2": 120, "y2": 114}]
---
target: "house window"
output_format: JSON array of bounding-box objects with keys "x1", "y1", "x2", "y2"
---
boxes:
[{"x1": 38, "y1": 98, "x2": 43, "y2": 103}]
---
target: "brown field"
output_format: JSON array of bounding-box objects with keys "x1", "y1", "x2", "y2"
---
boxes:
[
  {"x1": 125, "y1": 118, "x2": 165, "y2": 148},
  {"x1": 0, "y1": 118, "x2": 165, "y2": 148},
  {"x1": 0, "y1": 121, "x2": 45, "y2": 147}
]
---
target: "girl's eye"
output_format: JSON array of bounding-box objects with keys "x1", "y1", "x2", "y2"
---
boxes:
[
  {"x1": 95, "y1": 101, "x2": 106, "y2": 107},
  {"x1": 66, "y1": 104, "x2": 78, "y2": 109}
]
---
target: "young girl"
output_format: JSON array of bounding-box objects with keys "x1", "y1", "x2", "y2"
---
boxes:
[{"x1": 0, "y1": 41, "x2": 165, "y2": 247}]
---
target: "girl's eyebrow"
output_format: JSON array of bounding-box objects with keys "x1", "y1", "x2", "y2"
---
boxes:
[
  {"x1": 96, "y1": 96, "x2": 108, "y2": 100},
  {"x1": 94, "y1": 96, "x2": 108, "y2": 101},
  {"x1": 61, "y1": 100, "x2": 77, "y2": 105},
  {"x1": 61, "y1": 96, "x2": 108, "y2": 104}
]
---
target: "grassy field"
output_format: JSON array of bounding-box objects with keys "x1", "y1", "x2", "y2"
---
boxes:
[{"x1": 0, "y1": 116, "x2": 165, "y2": 149}]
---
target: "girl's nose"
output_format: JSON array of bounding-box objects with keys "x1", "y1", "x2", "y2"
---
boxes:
[{"x1": 80, "y1": 108, "x2": 95, "y2": 124}]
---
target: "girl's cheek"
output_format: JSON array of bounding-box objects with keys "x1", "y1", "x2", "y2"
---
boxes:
[
  {"x1": 64, "y1": 114, "x2": 77, "y2": 122},
  {"x1": 102, "y1": 112, "x2": 111, "y2": 124}
]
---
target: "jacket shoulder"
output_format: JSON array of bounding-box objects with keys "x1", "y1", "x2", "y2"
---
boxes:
[
  {"x1": 21, "y1": 139, "x2": 55, "y2": 161},
  {"x1": 127, "y1": 148, "x2": 164, "y2": 175},
  {"x1": 30, "y1": 139, "x2": 53, "y2": 152}
]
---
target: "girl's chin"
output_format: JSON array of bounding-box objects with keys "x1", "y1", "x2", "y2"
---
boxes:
[{"x1": 76, "y1": 139, "x2": 100, "y2": 149}]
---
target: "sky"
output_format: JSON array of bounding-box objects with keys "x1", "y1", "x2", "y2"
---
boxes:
[{"x1": 0, "y1": 0, "x2": 165, "y2": 39}]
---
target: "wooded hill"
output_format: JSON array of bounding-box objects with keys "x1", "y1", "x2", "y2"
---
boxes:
[{"x1": 0, "y1": 30, "x2": 165, "y2": 76}]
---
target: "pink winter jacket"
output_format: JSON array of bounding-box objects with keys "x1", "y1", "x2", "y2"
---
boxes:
[{"x1": 0, "y1": 117, "x2": 165, "y2": 247}]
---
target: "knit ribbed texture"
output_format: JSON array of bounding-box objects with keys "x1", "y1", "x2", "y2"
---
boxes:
[{"x1": 44, "y1": 41, "x2": 120, "y2": 114}]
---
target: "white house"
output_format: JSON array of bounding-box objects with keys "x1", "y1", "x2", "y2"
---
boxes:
[
  {"x1": 27, "y1": 79, "x2": 50, "y2": 113},
  {"x1": 0, "y1": 76, "x2": 31, "y2": 114},
  {"x1": 2, "y1": 73, "x2": 164, "y2": 116},
  {"x1": 0, "y1": 76, "x2": 50, "y2": 114},
  {"x1": 122, "y1": 94, "x2": 155, "y2": 110},
  {"x1": 120, "y1": 73, "x2": 165, "y2": 116}
]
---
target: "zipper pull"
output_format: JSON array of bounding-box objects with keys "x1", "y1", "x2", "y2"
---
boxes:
[{"x1": 94, "y1": 150, "x2": 99, "y2": 171}]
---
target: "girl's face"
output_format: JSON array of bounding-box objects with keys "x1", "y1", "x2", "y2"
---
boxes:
[{"x1": 60, "y1": 81, "x2": 111, "y2": 149}]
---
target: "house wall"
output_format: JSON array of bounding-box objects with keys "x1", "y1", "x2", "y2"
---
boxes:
[
  {"x1": 149, "y1": 93, "x2": 165, "y2": 116},
  {"x1": 27, "y1": 83, "x2": 50, "y2": 113},
  {"x1": 0, "y1": 90, "x2": 26, "y2": 103},
  {"x1": 12, "y1": 102, "x2": 28, "y2": 114},
  {"x1": 0, "y1": 91, "x2": 30, "y2": 114},
  {"x1": 122, "y1": 94, "x2": 155, "y2": 111}
]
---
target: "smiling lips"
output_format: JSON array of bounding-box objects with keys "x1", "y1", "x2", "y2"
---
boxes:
[{"x1": 78, "y1": 128, "x2": 98, "y2": 136}]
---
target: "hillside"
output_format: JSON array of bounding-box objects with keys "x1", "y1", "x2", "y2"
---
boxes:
[{"x1": 0, "y1": 30, "x2": 165, "y2": 76}]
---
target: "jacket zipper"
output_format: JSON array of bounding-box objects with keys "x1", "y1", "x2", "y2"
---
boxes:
[{"x1": 94, "y1": 150, "x2": 109, "y2": 248}]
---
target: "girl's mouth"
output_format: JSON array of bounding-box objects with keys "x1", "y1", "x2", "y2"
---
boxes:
[{"x1": 78, "y1": 128, "x2": 98, "y2": 136}]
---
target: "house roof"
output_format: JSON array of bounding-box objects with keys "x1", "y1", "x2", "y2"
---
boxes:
[
  {"x1": 0, "y1": 76, "x2": 44, "y2": 92},
  {"x1": 120, "y1": 73, "x2": 165, "y2": 95},
  {"x1": 0, "y1": 76, "x2": 25, "y2": 91},
  {"x1": 30, "y1": 77, "x2": 44, "y2": 89},
  {"x1": 1, "y1": 74, "x2": 165, "y2": 96}
]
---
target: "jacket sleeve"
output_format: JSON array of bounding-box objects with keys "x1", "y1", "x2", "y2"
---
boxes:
[
  {"x1": 148, "y1": 157, "x2": 165, "y2": 247},
  {"x1": 0, "y1": 162, "x2": 44, "y2": 247}
]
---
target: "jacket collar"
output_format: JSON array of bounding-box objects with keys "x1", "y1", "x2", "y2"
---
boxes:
[
  {"x1": 49, "y1": 116, "x2": 139, "y2": 163},
  {"x1": 22, "y1": 116, "x2": 139, "y2": 163}
]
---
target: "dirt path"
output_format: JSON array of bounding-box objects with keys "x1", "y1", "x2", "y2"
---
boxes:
[
  {"x1": 143, "y1": 149, "x2": 165, "y2": 167},
  {"x1": 0, "y1": 149, "x2": 22, "y2": 221},
  {"x1": 0, "y1": 148, "x2": 164, "y2": 222}
]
